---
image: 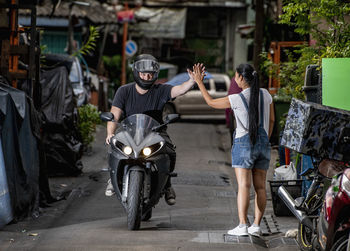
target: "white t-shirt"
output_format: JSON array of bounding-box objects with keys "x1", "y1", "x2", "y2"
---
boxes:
[{"x1": 228, "y1": 88, "x2": 272, "y2": 138}]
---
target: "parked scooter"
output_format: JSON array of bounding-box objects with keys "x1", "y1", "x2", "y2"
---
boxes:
[{"x1": 100, "y1": 112, "x2": 179, "y2": 230}]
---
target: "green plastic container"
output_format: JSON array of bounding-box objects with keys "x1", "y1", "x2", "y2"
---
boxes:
[{"x1": 322, "y1": 58, "x2": 350, "y2": 111}]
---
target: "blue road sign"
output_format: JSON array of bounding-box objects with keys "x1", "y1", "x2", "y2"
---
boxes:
[{"x1": 125, "y1": 40, "x2": 137, "y2": 57}]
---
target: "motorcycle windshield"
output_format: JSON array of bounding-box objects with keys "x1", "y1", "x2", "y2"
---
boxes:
[{"x1": 117, "y1": 114, "x2": 160, "y2": 146}]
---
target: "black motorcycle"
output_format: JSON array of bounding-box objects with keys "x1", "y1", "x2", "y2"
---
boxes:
[{"x1": 100, "y1": 112, "x2": 179, "y2": 230}]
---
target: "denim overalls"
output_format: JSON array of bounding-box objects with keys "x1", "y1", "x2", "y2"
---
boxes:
[{"x1": 231, "y1": 89, "x2": 271, "y2": 170}]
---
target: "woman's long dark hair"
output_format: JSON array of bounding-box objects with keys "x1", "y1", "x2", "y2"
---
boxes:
[{"x1": 236, "y1": 64, "x2": 260, "y2": 145}]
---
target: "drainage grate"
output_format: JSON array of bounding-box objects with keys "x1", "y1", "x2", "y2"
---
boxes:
[{"x1": 248, "y1": 214, "x2": 280, "y2": 235}]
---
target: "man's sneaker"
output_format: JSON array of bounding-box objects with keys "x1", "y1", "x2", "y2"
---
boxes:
[
  {"x1": 248, "y1": 225, "x2": 261, "y2": 236},
  {"x1": 105, "y1": 179, "x2": 115, "y2": 196},
  {"x1": 227, "y1": 225, "x2": 248, "y2": 236},
  {"x1": 164, "y1": 187, "x2": 176, "y2": 205}
]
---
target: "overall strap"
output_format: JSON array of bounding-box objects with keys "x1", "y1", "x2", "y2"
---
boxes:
[
  {"x1": 259, "y1": 89, "x2": 264, "y2": 127},
  {"x1": 239, "y1": 93, "x2": 249, "y2": 112},
  {"x1": 239, "y1": 90, "x2": 265, "y2": 127}
]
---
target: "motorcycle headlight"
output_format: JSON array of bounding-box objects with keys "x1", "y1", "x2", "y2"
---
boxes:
[
  {"x1": 142, "y1": 147, "x2": 152, "y2": 156},
  {"x1": 141, "y1": 142, "x2": 164, "y2": 158},
  {"x1": 123, "y1": 146, "x2": 133, "y2": 155},
  {"x1": 112, "y1": 138, "x2": 133, "y2": 156}
]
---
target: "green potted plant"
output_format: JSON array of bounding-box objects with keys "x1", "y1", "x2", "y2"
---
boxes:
[{"x1": 77, "y1": 104, "x2": 101, "y2": 153}]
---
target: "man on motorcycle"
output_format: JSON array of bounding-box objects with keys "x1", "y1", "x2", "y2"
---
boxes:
[{"x1": 105, "y1": 54, "x2": 203, "y2": 205}]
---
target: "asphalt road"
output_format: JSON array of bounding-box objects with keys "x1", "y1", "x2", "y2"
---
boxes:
[{"x1": 0, "y1": 121, "x2": 298, "y2": 251}]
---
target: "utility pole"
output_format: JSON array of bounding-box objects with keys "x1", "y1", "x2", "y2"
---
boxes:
[
  {"x1": 253, "y1": 0, "x2": 264, "y2": 86},
  {"x1": 121, "y1": 3, "x2": 129, "y2": 86},
  {"x1": 67, "y1": 3, "x2": 74, "y2": 55}
]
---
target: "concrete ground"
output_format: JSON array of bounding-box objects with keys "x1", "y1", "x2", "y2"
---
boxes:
[{"x1": 0, "y1": 121, "x2": 299, "y2": 251}]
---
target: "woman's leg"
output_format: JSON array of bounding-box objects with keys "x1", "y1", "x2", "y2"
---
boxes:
[
  {"x1": 234, "y1": 168, "x2": 252, "y2": 224},
  {"x1": 252, "y1": 168, "x2": 267, "y2": 225}
]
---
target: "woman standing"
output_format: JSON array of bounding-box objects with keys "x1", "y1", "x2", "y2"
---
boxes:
[{"x1": 192, "y1": 63, "x2": 275, "y2": 236}]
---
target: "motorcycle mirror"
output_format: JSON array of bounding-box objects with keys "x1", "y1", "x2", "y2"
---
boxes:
[
  {"x1": 164, "y1": 114, "x2": 179, "y2": 124},
  {"x1": 100, "y1": 112, "x2": 114, "y2": 122}
]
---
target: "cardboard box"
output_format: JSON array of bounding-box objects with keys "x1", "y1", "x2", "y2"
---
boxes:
[{"x1": 281, "y1": 98, "x2": 350, "y2": 161}]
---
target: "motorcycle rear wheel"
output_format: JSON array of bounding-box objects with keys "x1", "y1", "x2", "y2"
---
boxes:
[{"x1": 127, "y1": 171, "x2": 144, "y2": 230}]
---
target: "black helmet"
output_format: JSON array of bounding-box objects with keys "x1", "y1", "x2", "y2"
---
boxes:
[{"x1": 132, "y1": 54, "x2": 160, "y2": 90}]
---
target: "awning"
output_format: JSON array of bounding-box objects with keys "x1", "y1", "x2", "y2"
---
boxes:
[{"x1": 130, "y1": 7, "x2": 187, "y2": 39}]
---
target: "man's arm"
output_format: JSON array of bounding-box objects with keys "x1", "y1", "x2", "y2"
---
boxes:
[
  {"x1": 170, "y1": 76, "x2": 195, "y2": 99},
  {"x1": 170, "y1": 64, "x2": 205, "y2": 99},
  {"x1": 106, "y1": 106, "x2": 123, "y2": 144}
]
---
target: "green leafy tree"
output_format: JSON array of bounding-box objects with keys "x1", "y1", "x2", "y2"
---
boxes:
[
  {"x1": 72, "y1": 26, "x2": 100, "y2": 57},
  {"x1": 279, "y1": 0, "x2": 350, "y2": 60},
  {"x1": 263, "y1": 0, "x2": 350, "y2": 102}
]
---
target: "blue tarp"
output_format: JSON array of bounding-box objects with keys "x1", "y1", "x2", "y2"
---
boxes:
[{"x1": 0, "y1": 136, "x2": 13, "y2": 228}]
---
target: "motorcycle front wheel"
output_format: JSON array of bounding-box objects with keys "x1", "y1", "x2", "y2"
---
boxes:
[
  {"x1": 127, "y1": 170, "x2": 144, "y2": 230},
  {"x1": 297, "y1": 194, "x2": 321, "y2": 251}
]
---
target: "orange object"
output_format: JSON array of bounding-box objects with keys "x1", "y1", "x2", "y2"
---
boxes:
[
  {"x1": 90, "y1": 90, "x2": 98, "y2": 106},
  {"x1": 285, "y1": 148, "x2": 290, "y2": 165},
  {"x1": 267, "y1": 41, "x2": 305, "y2": 94}
]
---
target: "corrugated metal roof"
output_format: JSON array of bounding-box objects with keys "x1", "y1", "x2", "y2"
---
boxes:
[{"x1": 19, "y1": 0, "x2": 119, "y2": 24}]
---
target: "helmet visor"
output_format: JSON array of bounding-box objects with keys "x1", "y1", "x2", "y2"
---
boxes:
[{"x1": 134, "y1": 59, "x2": 159, "y2": 73}]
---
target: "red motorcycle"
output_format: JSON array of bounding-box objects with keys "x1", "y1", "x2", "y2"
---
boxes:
[
  {"x1": 316, "y1": 167, "x2": 350, "y2": 251},
  {"x1": 278, "y1": 159, "x2": 349, "y2": 250}
]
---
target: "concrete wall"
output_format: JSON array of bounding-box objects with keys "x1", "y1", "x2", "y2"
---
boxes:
[{"x1": 231, "y1": 8, "x2": 248, "y2": 71}]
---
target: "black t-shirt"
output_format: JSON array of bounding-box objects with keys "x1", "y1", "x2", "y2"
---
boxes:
[{"x1": 112, "y1": 82, "x2": 173, "y2": 123}]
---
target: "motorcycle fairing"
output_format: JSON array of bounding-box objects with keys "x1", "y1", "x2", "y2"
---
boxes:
[{"x1": 114, "y1": 114, "x2": 165, "y2": 158}]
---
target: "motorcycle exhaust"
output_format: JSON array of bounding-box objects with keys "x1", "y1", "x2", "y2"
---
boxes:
[{"x1": 278, "y1": 186, "x2": 313, "y2": 229}]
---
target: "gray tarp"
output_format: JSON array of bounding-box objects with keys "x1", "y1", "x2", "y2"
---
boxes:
[{"x1": 130, "y1": 7, "x2": 187, "y2": 39}]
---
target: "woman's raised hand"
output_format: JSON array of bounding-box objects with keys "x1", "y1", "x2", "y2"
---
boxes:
[
  {"x1": 188, "y1": 63, "x2": 205, "y2": 82},
  {"x1": 192, "y1": 63, "x2": 205, "y2": 84}
]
